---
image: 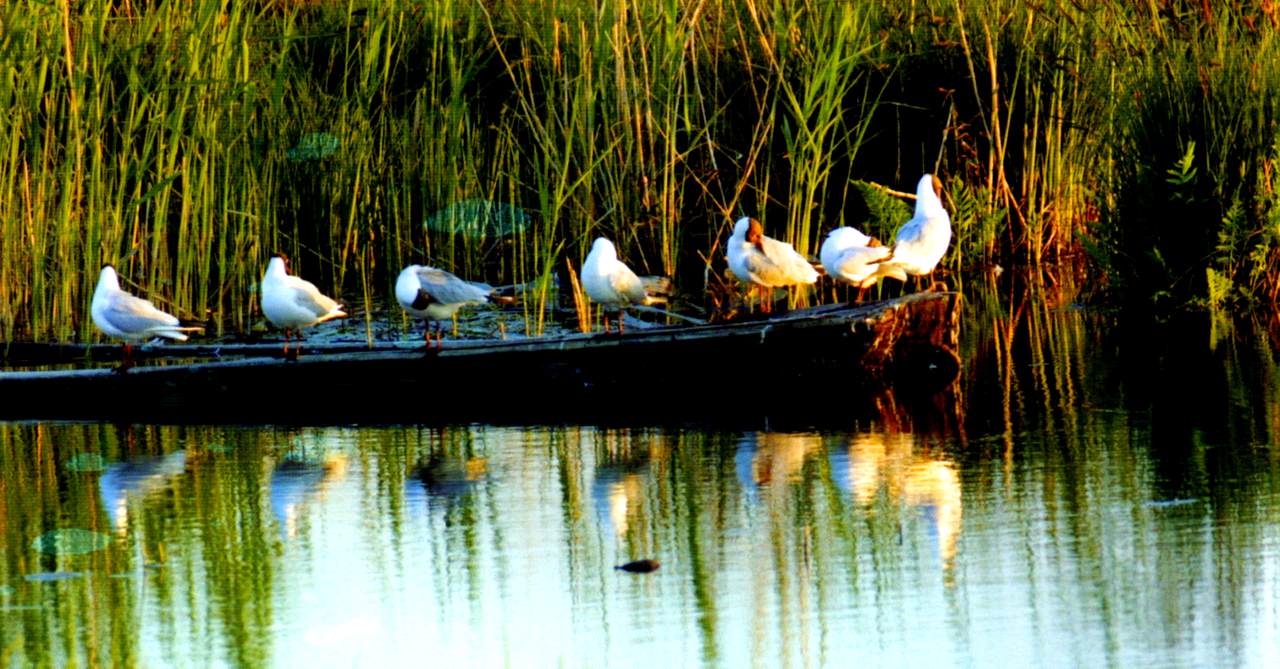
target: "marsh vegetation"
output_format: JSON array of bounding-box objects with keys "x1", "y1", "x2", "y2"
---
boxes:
[{"x1": 2, "y1": 0, "x2": 1278, "y2": 343}]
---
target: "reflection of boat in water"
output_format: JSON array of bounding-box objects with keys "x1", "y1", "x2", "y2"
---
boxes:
[
  {"x1": 829, "y1": 432, "x2": 962, "y2": 568},
  {"x1": 735, "y1": 432, "x2": 822, "y2": 503},
  {"x1": 270, "y1": 451, "x2": 349, "y2": 539},
  {"x1": 98, "y1": 451, "x2": 188, "y2": 532}
]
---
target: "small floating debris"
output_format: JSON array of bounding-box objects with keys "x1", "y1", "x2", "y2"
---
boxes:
[
  {"x1": 287, "y1": 132, "x2": 340, "y2": 161},
  {"x1": 31, "y1": 529, "x2": 112, "y2": 556},
  {"x1": 424, "y1": 199, "x2": 532, "y2": 238},
  {"x1": 24, "y1": 571, "x2": 88, "y2": 583},
  {"x1": 65, "y1": 453, "x2": 108, "y2": 472},
  {"x1": 615, "y1": 559, "x2": 661, "y2": 574}
]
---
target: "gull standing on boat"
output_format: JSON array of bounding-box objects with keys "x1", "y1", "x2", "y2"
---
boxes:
[
  {"x1": 727, "y1": 217, "x2": 818, "y2": 311},
  {"x1": 261, "y1": 254, "x2": 347, "y2": 358},
  {"x1": 581, "y1": 237, "x2": 665, "y2": 333},
  {"x1": 91, "y1": 265, "x2": 203, "y2": 371},
  {"x1": 819, "y1": 226, "x2": 906, "y2": 301},
  {"x1": 395, "y1": 265, "x2": 512, "y2": 349},
  {"x1": 880, "y1": 173, "x2": 951, "y2": 289}
]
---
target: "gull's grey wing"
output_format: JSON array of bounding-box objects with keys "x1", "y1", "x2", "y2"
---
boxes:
[
  {"x1": 101, "y1": 292, "x2": 179, "y2": 334},
  {"x1": 287, "y1": 276, "x2": 342, "y2": 317},
  {"x1": 415, "y1": 267, "x2": 492, "y2": 305},
  {"x1": 608, "y1": 264, "x2": 648, "y2": 304}
]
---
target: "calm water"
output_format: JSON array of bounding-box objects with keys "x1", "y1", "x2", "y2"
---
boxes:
[{"x1": 3, "y1": 274, "x2": 1280, "y2": 668}]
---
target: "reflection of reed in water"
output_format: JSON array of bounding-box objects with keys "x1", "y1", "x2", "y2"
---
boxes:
[
  {"x1": 735, "y1": 432, "x2": 822, "y2": 502},
  {"x1": 269, "y1": 451, "x2": 349, "y2": 540},
  {"x1": 98, "y1": 450, "x2": 189, "y2": 533},
  {"x1": 829, "y1": 432, "x2": 962, "y2": 569}
]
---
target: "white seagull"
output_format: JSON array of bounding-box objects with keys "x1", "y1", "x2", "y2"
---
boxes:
[
  {"x1": 395, "y1": 265, "x2": 513, "y2": 349},
  {"x1": 581, "y1": 237, "x2": 665, "y2": 333},
  {"x1": 880, "y1": 173, "x2": 952, "y2": 289},
  {"x1": 91, "y1": 265, "x2": 202, "y2": 371},
  {"x1": 819, "y1": 226, "x2": 906, "y2": 301},
  {"x1": 726, "y1": 217, "x2": 818, "y2": 312},
  {"x1": 260, "y1": 254, "x2": 347, "y2": 358}
]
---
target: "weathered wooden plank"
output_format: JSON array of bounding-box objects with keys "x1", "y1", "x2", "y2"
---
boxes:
[{"x1": 0, "y1": 292, "x2": 961, "y2": 423}]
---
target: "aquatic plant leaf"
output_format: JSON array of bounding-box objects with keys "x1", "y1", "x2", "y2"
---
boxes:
[
  {"x1": 31, "y1": 529, "x2": 112, "y2": 556},
  {"x1": 850, "y1": 181, "x2": 913, "y2": 239},
  {"x1": 65, "y1": 453, "x2": 108, "y2": 472},
  {"x1": 287, "y1": 132, "x2": 340, "y2": 161},
  {"x1": 424, "y1": 199, "x2": 532, "y2": 238}
]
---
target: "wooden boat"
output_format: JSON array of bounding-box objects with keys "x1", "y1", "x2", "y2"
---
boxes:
[{"x1": 0, "y1": 292, "x2": 961, "y2": 423}]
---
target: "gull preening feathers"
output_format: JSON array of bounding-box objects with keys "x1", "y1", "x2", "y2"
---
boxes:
[
  {"x1": 819, "y1": 226, "x2": 906, "y2": 301},
  {"x1": 581, "y1": 237, "x2": 665, "y2": 333},
  {"x1": 91, "y1": 265, "x2": 203, "y2": 371},
  {"x1": 261, "y1": 254, "x2": 347, "y2": 358},
  {"x1": 880, "y1": 174, "x2": 952, "y2": 288},
  {"x1": 395, "y1": 265, "x2": 513, "y2": 349},
  {"x1": 727, "y1": 217, "x2": 818, "y2": 311}
]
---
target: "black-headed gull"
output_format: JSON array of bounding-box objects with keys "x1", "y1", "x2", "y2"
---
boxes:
[
  {"x1": 726, "y1": 217, "x2": 818, "y2": 312},
  {"x1": 819, "y1": 226, "x2": 906, "y2": 301},
  {"x1": 395, "y1": 264, "x2": 512, "y2": 349},
  {"x1": 880, "y1": 174, "x2": 951, "y2": 289},
  {"x1": 581, "y1": 237, "x2": 665, "y2": 333},
  {"x1": 91, "y1": 265, "x2": 202, "y2": 371},
  {"x1": 261, "y1": 254, "x2": 347, "y2": 358}
]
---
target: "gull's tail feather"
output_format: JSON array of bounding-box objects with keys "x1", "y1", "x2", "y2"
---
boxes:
[
  {"x1": 154, "y1": 325, "x2": 206, "y2": 342},
  {"x1": 314, "y1": 308, "x2": 347, "y2": 324},
  {"x1": 867, "y1": 245, "x2": 897, "y2": 265},
  {"x1": 641, "y1": 295, "x2": 668, "y2": 307}
]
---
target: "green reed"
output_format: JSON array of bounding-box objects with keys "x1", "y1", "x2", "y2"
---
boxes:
[{"x1": 3, "y1": 1, "x2": 1280, "y2": 344}]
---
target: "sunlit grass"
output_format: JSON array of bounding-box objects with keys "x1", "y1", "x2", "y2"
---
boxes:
[{"x1": 1, "y1": 0, "x2": 1278, "y2": 343}]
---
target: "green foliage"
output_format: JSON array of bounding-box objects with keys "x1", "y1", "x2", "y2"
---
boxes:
[
  {"x1": 2, "y1": 0, "x2": 1280, "y2": 343},
  {"x1": 848, "y1": 181, "x2": 912, "y2": 241}
]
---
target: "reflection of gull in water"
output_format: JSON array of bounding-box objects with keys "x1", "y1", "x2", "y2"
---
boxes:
[
  {"x1": 903, "y1": 460, "x2": 962, "y2": 567},
  {"x1": 98, "y1": 451, "x2": 188, "y2": 533},
  {"x1": 735, "y1": 432, "x2": 821, "y2": 503},
  {"x1": 829, "y1": 432, "x2": 963, "y2": 567},
  {"x1": 270, "y1": 452, "x2": 349, "y2": 540},
  {"x1": 829, "y1": 432, "x2": 914, "y2": 505},
  {"x1": 410, "y1": 453, "x2": 487, "y2": 504},
  {"x1": 591, "y1": 470, "x2": 645, "y2": 535}
]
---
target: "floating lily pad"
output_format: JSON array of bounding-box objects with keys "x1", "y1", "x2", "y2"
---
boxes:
[
  {"x1": 31, "y1": 529, "x2": 112, "y2": 556},
  {"x1": 424, "y1": 199, "x2": 532, "y2": 238},
  {"x1": 65, "y1": 453, "x2": 108, "y2": 472},
  {"x1": 287, "y1": 132, "x2": 340, "y2": 161}
]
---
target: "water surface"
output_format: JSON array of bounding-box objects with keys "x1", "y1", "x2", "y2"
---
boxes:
[{"x1": 2, "y1": 274, "x2": 1278, "y2": 668}]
